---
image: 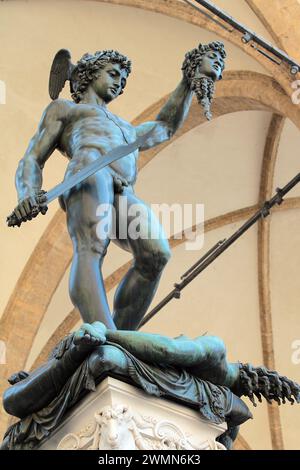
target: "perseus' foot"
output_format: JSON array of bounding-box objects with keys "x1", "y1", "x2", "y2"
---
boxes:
[{"x1": 73, "y1": 321, "x2": 107, "y2": 347}]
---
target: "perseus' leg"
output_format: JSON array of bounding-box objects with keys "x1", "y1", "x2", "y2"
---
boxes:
[
  {"x1": 112, "y1": 189, "x2": 171, "y2": 330},
  {"x1": 64, "y1": 158, "x2": 116, "y2": 329}
]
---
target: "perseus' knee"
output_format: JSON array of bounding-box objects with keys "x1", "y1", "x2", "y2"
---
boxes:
[
  {"x1": 137, "y1": 247, "x2": 171, "y2": 280},
  {"x1": 88, "y1": 346, "x2": 128, "y2": 378}
]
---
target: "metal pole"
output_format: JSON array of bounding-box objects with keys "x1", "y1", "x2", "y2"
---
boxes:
[
  {"x1": 184, "y1": 0, "x2": 300, "y2": 74},
  {"x1": 139, "y1": 173, "x2": 300, "y2": 328}
]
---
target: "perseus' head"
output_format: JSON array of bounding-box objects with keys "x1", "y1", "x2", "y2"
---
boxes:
[
  {"x1": 182, "y1": 41, "x2": 226, "y2": 120},
  {"x1": 71, "y1": 50, "x2": 132, "y2": 104}
]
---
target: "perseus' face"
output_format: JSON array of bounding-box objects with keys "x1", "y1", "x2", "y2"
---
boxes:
[
  {"x1": 92, "y1": 62, "x2": 128, "y2": 103},
  {"x1": 197, "y1": 50, "x2": 225, "y2": 81}
]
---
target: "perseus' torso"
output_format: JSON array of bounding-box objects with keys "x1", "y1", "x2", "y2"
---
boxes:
[{"x1": 59, "y1": 102, "x2": 138, "y2": 184}]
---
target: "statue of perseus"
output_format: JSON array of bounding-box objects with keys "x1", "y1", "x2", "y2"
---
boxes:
[
  {"x1": 4, "y1": 36, "x2": 300, "y2": 453},
  {"x1": 8, "y1": 42, "x2": 226, "y2": 330}
]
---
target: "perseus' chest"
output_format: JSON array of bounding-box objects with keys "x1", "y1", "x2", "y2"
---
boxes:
[
  {"x1": 70, "y1": 104, "x2": 136, "y2": 143},
  {"x1": 101, "y1": 109, "x2": 136, "y2": 143}
]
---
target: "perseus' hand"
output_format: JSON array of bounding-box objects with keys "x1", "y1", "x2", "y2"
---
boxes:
[
  {"x1": 7, "y1": 190, "x2": 48, "y2": 227},
  {"x1": 112, "y1": 173, "x2": 129, "y2": 194},
  {"x1": 73, "y1": 322, "x2": 107, "y2": 348}
]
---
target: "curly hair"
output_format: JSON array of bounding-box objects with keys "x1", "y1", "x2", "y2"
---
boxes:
[
  {"x1": 237, "y1": 363, "x2": 300, "y2": 407},
  {"x1": 182, "y1": 41, "x2": 226, "y2": 120},
  {"x1": 71, "y1": 50, "x2": 132, "y2": 103}
]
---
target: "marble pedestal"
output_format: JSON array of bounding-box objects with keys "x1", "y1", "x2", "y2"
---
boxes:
[{"x1": 39, "y1": 376, "x2": 227, "y2": 450}]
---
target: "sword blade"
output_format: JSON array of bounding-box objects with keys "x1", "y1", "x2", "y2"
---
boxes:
[{"x1": 46, "y1": 128, "x2": 154, "y2": 203}]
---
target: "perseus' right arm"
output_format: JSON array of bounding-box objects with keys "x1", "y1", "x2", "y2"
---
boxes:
[{"x1": 14, "y1": 100, "x2": 67, "y2": 219}]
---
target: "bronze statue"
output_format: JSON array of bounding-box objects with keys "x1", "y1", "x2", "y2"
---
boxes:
[
  {"x1": 8, "y1": 43, "x2": 226, "y2": 330},
  {"x1": 2, "y1": 322, "x2": 299, "y2": 450}
]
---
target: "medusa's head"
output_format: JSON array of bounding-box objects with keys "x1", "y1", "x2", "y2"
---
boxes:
[
  {"x1": 182, "y1": 41, "x2": 226, "y2": 120},
  {"x1": 182, "y1": 41, "x2": 226, "y2": 82}
]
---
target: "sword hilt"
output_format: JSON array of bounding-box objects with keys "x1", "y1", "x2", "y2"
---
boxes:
[
  {"x1": 6, "y1": 190, "x2": 48, "y2": 228},
  {"x1": 6, "y1": 212, "x2": 23, "y2": 227},
  {"x1": 6, "y1": 207, "x2": 43, "y2": 228}
]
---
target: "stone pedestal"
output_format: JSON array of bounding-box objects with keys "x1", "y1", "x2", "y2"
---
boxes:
[{"x1": 39, "y1": 376, "x2": 227, "y2": 450}]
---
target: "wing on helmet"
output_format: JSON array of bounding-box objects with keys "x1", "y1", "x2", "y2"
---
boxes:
[{"x1": 48, "y1": 49, "x2": 75, "y2": 100}]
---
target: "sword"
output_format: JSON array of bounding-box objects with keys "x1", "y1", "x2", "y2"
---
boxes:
[{"x1": 7, "y1": 127, "x2": 154, "y2": 228}]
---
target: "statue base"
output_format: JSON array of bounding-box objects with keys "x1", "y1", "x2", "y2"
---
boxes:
[{"x1": 39, "y1": 376, "x2": 227, "y2": 451}]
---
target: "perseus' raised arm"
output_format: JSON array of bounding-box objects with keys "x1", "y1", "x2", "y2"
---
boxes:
[
  {"x1": 136, "y1": 78, "x2": 193, "y2": 150},
  {"x1": 156, "y1": 78, "x2": 193, "y2": 134},
  {"x1": 15, "y1": 100, "x2": 67, "y2": 201},
  {"x1": 136, "y1": 41, "x2": 226, "y2": 151}
]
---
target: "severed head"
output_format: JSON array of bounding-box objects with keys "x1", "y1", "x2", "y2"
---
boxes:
[{"x1": 182, "y1": 41, "x2": 226, "y2": 120}]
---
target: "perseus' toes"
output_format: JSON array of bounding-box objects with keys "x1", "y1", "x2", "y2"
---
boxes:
[
  {"x1": 74, "y1": 322, "x2": 107, "y2": 347},
  {"x1": 83, "y1": 333, "x2": 92, "y2": 344}
]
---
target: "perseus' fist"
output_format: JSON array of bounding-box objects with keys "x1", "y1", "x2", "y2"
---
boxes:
[
  {"x1": 111, "y1": 170, "x2": 129, "y2": 194},
  {"x1": 7, "y1": 190, "x2": 48, "y2": 227}
]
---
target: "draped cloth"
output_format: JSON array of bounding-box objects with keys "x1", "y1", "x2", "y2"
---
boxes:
[
  {"x1": 1, "y1": 341, "x2": 250, "y2": 450},
  {"x1": 123, "y1": 343, "x2": 234, "y2": 423}
]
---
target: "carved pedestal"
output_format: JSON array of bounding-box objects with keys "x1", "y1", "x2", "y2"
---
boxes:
[{"x1": 39, "y1": 376, "x2": 226, "y2": 450}]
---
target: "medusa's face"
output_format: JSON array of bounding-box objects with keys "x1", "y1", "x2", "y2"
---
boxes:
[
  {"x1": 197, "y1": 50, "x2": 225, "y2": 81},
  {"x1": 91, "y1": 62, "x2": 128, "y2": 103}
]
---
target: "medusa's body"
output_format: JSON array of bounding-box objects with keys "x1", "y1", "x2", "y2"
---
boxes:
[
  {"x1": 4, "y1": 322, "x2": 299, "y2": 424},
  {"x1": 3, "y1": 323, "x2": 241, "y2": 420}
]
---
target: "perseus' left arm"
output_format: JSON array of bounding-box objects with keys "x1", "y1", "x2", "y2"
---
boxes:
[{"x1": 136, "y1": 78, "x2": 193, "y2": 151}]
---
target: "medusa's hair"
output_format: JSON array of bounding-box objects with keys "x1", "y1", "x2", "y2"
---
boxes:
[
  {"x1": 71, "y1": 49, "x2": 132, "y2": 103},
  {"x1": 182, "y1": 41, "x2": 226, "y2": 83},
  {"x1": 237, "y1": 363, "x2": 300, "y2": 407},
  {"x1": 182, "y1": 41, "x2": 226, "y2": 120}
]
